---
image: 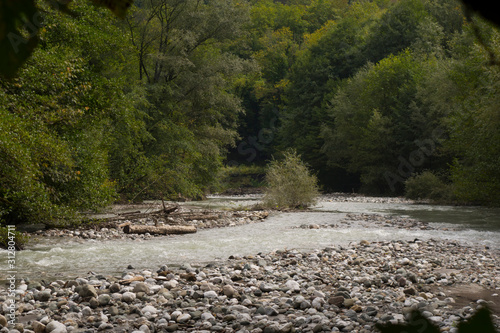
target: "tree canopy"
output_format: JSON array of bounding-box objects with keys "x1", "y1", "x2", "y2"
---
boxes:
[{"x1": 1, "y1": 0, "x2": 500, "y2": 226}]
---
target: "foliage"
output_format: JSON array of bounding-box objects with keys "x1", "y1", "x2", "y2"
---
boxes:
[
  {"x1": 363, "y1": 0, "x2": 431, "y2": 63},
  {"x1": 1, "y1": 0, "x2": 500, "y2": 225},
  {"x1": 0, "y1": 2, "x2": 129, "y2": 224},
  {"x1": 444, "y1": 22, "x2": 500, "y2": 206},
  {"x1": 218, "y1": 165, "x2": 266, "y2": 194},
  {"x1": 122, "y1": 0, "x2": 254, "y2": 201},
  {"x1": 0, "y1": 0, "x2": 40, "y2": 78},
  {"x1": 0, "y1": 0, "x2": 132, "y2": 79},
  {"x1": 277, "y1": 2, "x2": 380, "y2": 189},
  {"x1": 0, "y1": 226, "x2": 30, "y2": 250},
  {"x1": 263, "y1": 150, "x2": 319, "y2": 209},
  {"x1": 405, "y1": 171, "x2": 455, "y2": 202},
  {"x1": 322, "y1": 50, "x2": 443, "y2": 194},
  {"x1": 407, "y1": 18, "x2": 500, "y2": 205}
]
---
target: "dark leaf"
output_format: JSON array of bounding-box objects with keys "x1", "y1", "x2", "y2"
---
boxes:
[
  {"x1": 457, "y1": 307, "x2": 497, "y2": 333},
  {"x1": 375, "y1": 310, "x2": 441, "y2": 333},
  {"x1": 0, "y1": 0, "x2": 40, "y2": 78},
  {"x1": 90, "y1": 0, "x2": 133, "y2": 19}
]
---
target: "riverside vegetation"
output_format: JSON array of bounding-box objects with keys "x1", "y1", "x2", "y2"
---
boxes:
[
  {"x1": 263, "y1": 150, "x2": 319, "y2": 210},
  {"x1": 1, "y1": 0, "x2": 500, "y2": 229}
]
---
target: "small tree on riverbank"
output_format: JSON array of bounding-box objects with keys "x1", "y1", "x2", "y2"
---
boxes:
[{"x1": 263, "y1": 150, "x2": 319, "y2": 209}]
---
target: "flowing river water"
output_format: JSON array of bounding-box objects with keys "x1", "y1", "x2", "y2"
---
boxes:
[{"x1": 2, "y1": 195, "x2": 500, "y2": 282}]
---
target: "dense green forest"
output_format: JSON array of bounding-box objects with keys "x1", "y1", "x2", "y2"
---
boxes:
[{"x1": 1, "y1": 0, "x2": 499, "y2": 225}]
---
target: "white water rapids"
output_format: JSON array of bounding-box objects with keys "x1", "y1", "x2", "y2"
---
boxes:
[{"x1": 2, "y1": 195, "x2": 499, "y2": 281}]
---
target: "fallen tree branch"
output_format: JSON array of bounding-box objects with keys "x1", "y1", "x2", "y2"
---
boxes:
[{"x1": 123, "y1": 224, "x2": 197, "y2": 235}]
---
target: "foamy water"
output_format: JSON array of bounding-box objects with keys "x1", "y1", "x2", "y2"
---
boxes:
[{"x1": 1, "y1": 196, "x2": 499, "y2": 281}]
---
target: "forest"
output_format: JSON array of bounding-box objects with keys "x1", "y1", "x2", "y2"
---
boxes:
[{"x1": 0, "y1": 0, "x2": 499, "y2": 226}]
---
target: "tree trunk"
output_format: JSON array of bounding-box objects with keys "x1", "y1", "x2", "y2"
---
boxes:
[{"x1": 123, "y1": 224, "x2": 197, "y2": 235}]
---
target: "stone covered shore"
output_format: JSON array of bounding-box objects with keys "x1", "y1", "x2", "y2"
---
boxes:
[
  {"x1": 31, "y1": 209, "x2": 271, "y2": 241},
  {"x1": 1, "y1": 196, "x2": 499, "y2": 332},
  {"x1": 1, "y1": 238, "x2": 499, "y2": 333}
]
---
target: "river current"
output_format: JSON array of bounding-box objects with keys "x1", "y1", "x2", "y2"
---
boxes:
[{"x1": 2, "y1": 195, "x2": 499, "y2": 281}]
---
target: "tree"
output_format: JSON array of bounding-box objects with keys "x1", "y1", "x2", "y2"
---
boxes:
[
  {"x1": 322, "y1": 50, "x2": 444, "y2": 194},
  {"x1": 122, "y1": 0, "x2": 255, "y2": 200},
  {"x1": 278, "y1": 2, "x2": 380, "y2": 189},
  {"x1": 441, "y1": 20, "x2": 500, "y2": 205},
  {"x1": 0, "y1": 2, "x2": 133, "y2": 224},
  {"x1": 363, "y1": 0, "x2": 431, "y2": 63}
]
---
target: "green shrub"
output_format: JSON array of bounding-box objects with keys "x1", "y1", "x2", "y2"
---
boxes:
[
  {"x1": 0, "y1": 226, "x2": 30, "y2": 250},
  {"x1": 405, "y1": 171, "x2": 455, "y2": 202},
  {"x1": 263, "y1": 150, "x2": 320, "y2": 209},
  {"x1": 217, "y1": 165, "x2": 266, "y2": 193}
]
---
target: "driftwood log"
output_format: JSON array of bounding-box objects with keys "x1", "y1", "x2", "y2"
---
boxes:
[
  {"x1": 172, "y1": 212, "x2": 220, "y2": 221},
  {"x1": 123, "y1": 224, "x2": 197, "y2": 235}
]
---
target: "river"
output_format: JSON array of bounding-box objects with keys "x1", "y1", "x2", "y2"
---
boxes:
[{"x1": 2, "y1": 195, "x2": 500, "y2": 282}]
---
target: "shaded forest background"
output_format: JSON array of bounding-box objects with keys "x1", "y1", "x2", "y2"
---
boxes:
[{"x1": 1, "y1": 0, "x2": 499, "y2": 225}]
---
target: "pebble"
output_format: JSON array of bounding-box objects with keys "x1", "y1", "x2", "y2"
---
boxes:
[
  {"x1": 0, "y1": 315, "x2": 6, "y2": 328},
  {"x1": 78, "y1": 284, "x2": 98, "y2": 299},
  {"x1": 45, "y1": 321, "x2": 67, "y2": 333}
]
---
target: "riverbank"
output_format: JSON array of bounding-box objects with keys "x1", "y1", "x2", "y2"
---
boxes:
[
  {"x1": 30, "y1": 208, "x2": 271, "y2": 242},
  {"x1": 1, "y1": 238, "x2": 498, "y2": 332},
  {"x1": 1, "y1": 196, "x2": 499, "y2": 332}
]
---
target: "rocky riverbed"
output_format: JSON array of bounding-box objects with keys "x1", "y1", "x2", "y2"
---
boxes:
[
  {"x1": 2, "y1": 196, "x2": 499, "y2": 332},
  {"x1": 1, "y1": 237, "x2": 499, "y2": 333},
  {"x1": 30, "y1": 209, "x2": 271, "y2": 242}
]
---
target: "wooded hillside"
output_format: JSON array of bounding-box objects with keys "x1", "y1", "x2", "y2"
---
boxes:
[{"x1": 1, "y1": 0, "x2": 499, "y2": 225}]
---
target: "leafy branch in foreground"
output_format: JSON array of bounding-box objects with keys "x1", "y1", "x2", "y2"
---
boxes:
[
  {"x1": 0, "y1": 0, "x2": 132, "y2": 78},
  {"x1": 376, "y1": 307, "x2": 497, "y2": 333}
]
